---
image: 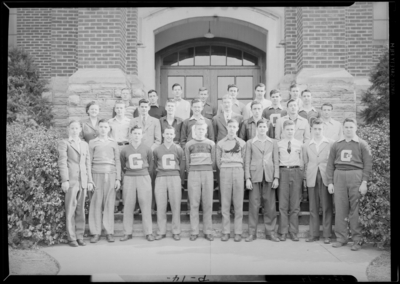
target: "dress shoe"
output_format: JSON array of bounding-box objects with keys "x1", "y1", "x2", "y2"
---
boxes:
[
  {"x1": 351, "y1": 242, "x2": 362, "y2": 251},
  {"x1": 279, "y1": 234, "x2": 287, "y2": 241},
  {"x1": 289, "y1": 232, "x2": 299, "y2": 241},
  {"x1": 77, "y1": 239, "x2": 86, "y2": 246},
  {"x1": 221, "y1": 234, "x2": 230, "y2": 241},
  {"x1": 133, "y1": 208, "x2": 140, "y2": 214},
  {"x1": 230, "y1": 207, "x2": 235, "y2": 215},
  {"x1": 324, "y1": 238, "x2": 331, "y2": 244},
  {"x1": 234, "y1": 234, "x2": 242, "y2": 242},
  {"x1": 146, "y1": 234, "x2": 155, "y2": 241},
  {"x1": 90, "y1": 235, "x2": 100, "y2": 243},
  {"x1": 120, "y1": 234, "x2": 133, "y2": 242},
  {"x1": 151, "y1": 209, "x2": 156, "y2": 215},
  {"x1": 332, "y1": 242, "x2": 348, "y2": 248},
  {"x1": 205, "y1": 234, "x2": 214, "y2": 241},
  {"x1": 245, "y1": 234, "x2": 257, "y2": 242},
  {"x1": 69, "y1": 241, "x2": 79, "y2": 247},
  {"x1": 190, "y1": 234, "x2": 198, "y2": 241},
  {"x1": 306, "y1": 236, "x2": 320, "y2": 242},
  {"x1": 266, "y1": 234, "x2": 280, "y2": 242},
  {"x1": 155, "y1": 234, "x2": 166, "y2": 241},
  {"x1": 106, "y1": 234, "x2": 115, "y2": 242},
  {"x1": 173, "y1": 234, "x2": 181, "y2": 241}
]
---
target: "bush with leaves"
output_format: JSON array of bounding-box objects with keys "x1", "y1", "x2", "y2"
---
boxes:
[
  {"x1": 7, "y1": 47, "x2": 53, "y2": 128},
  {"x1": 7, "y1": 122, "x2": 68, "y2": 247},
  {"x1": 357, "y1": 118, "x2": 390, "y2": 248}
]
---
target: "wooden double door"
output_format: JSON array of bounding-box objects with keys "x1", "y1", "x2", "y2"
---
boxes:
[{"x1": 160, "y1": 66, "x2": 260, "y2": 109}]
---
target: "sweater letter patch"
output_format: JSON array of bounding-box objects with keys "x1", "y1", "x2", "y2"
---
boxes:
[
  {"x1": 162, "y1": 154, "x2": 176, "y2": 169},
  {"x1": 128, "y1": 153, "x2": 143, "y2": 169},
  {"x1": 340, "y1": 150, "x2": 352, "y2": 162}
]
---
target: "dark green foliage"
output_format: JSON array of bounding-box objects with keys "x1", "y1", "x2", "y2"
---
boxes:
[
  {"x1": 7, "y1": 122, "x2": 67, "y2": 247},
  {"x1": 7, "y1": 47, "x2": 53, "y2": 128},
  {"x1": 357, "y1": 118, "x2": 390, "y2": 248},
  {"x1": 360, "y1": 48, "x2": 389, "y2": 124}
]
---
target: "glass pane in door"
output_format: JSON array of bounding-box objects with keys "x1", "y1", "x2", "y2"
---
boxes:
[
  {"x1": 211, "y1": 46, "x2": 226, "y2": 66},
  {"x1": 195, "y1": 46, "x2": 210, "y2": 65},
  {"x1": 186, "y1": 77, "x2": 204, "y2": 99},
  {"x1": 179, "y1": 47, "x2": 194, "y2": 66},
  {"x1": 167, "y1": 77, "x2": 185, "y2": 98},
  {"x1": 227, "y1": 47, "x2": 242, "y2": 66},
  {"x1": 236, "y1": 77, "x2": 253, "y2": 99},
  {"x1": 217, "y1": 77, "x2": 235, "y2": 98}
]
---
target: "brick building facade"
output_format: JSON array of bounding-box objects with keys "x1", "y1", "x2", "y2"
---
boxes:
[{"x1": 11, "y1": 4, "x2": 388, "y2": 128}]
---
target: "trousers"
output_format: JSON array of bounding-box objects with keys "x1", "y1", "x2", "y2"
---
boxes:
[
  {"x1": 65, "y1": 181, "x2": 86, "y2": 241},
  {"x1": 155, "y1": 175, "x2": 182, "y2": 235},
  {"x1": 89, "y1": 173, "x2": 116, "y2": 235},
  {"x1": 333, "y1": 169, "x2": 363, "y2": 243},
  {"x1": 188, "y1": 170, "x2": 214, "y2": 235},
  {"x1": 122, "y1": 175, "x2": 153, "y2": 235},
  {"x1": 220, "y1": 167, "x2": 244, "y2": 234}
]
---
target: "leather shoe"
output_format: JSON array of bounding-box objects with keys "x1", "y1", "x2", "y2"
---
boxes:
[
  {"x1": 279, "y1": 234, "x2": 287, "y2": 241},
  {"x1": 266, "y1": 234, "x2": 280, "y2": 242},
  {"x1": 120, "y1": 234, "x2": 133, "y2": 242},
  {"x1": 324, "y1": 238, "x2": 331, "y2": 244},
  {"x1": 190, "y1": 234, "x2": 198, "y2": 241},
  {"x1": 306, "y1": 236, "x2": 320, "y2": 242},
  {"x1": 173, "y1": 234, "x2": 181, "y2": 241},
  {"x1": 106, "y1": 234, "x2": 115, "y2": 242},
  {"x1": 351, "y1": 242, "x2": 362, "y2": 251},
  {"x1": 245, "y1": 235, "x2": 257, "y2": 242},
  {"x1": 205, "y1": 234, "x2": 214, "y2": 241},
  {"x1": 146, "y1": 234, "x2": 155, "y2": 241},
  {"x1": 69, "y1": 241, "x2": 79, "y2": 247},
  {"x1": 77, "y1": 239, "x2": 86, "y2": 246},
  {"x1": 221, "y1": 234, "x2": 230, "y2": 241},
  {"x1": 332, "y1": 242, "x2": 348, "y2": 248},
  {"x1": 234, "y1": 234, "x2": 242, "y2": 242},
  {"x1": 155, "y1": 234, "x2": 166, "y2": 241},
  {"x1": 90, "y1": 235, "x2": 100, "y2": 243},
  {"x1": 289, "y1": 232, "x2": 299, "y2": 241}
]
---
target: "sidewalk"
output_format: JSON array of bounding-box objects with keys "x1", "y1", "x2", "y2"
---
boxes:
[{"x1": 42, "y1": 236, "x2": 383, "y2": 282}]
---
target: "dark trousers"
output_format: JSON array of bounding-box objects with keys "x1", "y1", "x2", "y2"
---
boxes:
[
  {"x1": 278, "y1": 167, "x2": 303, "y2": 234},
  {"x1": 308, "y1": 169, "x2": 333, "y2": 238},
  {"x1": 248, "y1": 180, "x2": 277, "y2": 236}
]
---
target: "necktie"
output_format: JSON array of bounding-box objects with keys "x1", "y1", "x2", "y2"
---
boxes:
[
  {"x1": 142, "y1": 118, "x2": 146, "y2": 128},
  {"x1": 287, "y1": 140, "x2": 291, "y2": 154}
]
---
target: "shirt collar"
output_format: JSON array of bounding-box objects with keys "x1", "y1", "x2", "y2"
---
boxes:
[
  {"x1": 223, "y1": 110, "x2": 232, "y2": 117},
  {"x1": 69, "y1": 137, "x2": 81, "y2": 143},
  {"x1": 112, "y1": 116, "x2": 130, "y2": 122},
  {"x1": 233, "y1": 99, "x2": 240, "y2": 106},
  {"x1": 299, "y1": 106, "x2": 317, "y2": 113},
  {"x1": 174, "y1": 97, "x2": 182, "y2": 102},
  {"x1": 309, "y1": 136, "x2": 330, "y2": 145},
  {"x1": 252, "y1": 135, "x2": 272, "y2": 144},
  {"x1": 189, "y1": 115, "x2": 204, "y2": 121},
  {"x1": 338, "y1": 135, "x2": 359, "y2": 143},
  {"x1": 150, "y1": 103, "x2": 159, "y2": 108},
  {"x1": 225, "y1": 135, "x2": 239, "y2": 141},
  {"x1": 322, "y1": 118, "x2": 334, "y2": 125},
  {"x1": 268, "y1": 105, "x2": 283, "y2": 110}
]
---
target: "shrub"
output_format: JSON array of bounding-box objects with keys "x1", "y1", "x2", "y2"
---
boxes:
[
  {"x1": 7, "y1": 47, "x2": 54, "y2": 128},
  {"x1": 357, "y1": 118, "x2": 390, "y2": 248},
  {"x1": 7, "y1": 122, "x2": 67, "y2": 247}
]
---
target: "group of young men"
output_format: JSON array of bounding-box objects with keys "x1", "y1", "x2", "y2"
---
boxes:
[{"x1": 58, "y1": 82, "x2": 372, "y2": 252}]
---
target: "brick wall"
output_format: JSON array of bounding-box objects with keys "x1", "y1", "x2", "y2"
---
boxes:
[
  {"x1": 345, "y1": 2, "x2": 374, "y2": 77},
  {"x1": 51, "y1": 8, "x2": 78, "y2": 77},
  {"x1": 77, "y1": 8, "x2": 128, "y2": 70},
  {"x1": 126, "y1": 8, "x2": 138, "y2": 75},
  {"x1": 17, "y1": 8, "x2": 52, "y2": 79},
  {"x1": 296, "y1": 8, "x2": 303, "y2": 72},
  {"x1": 284, "y1": 7, "x2": 297, "y2": 75},
  {"x1": 119, "y1": 8, "x2": 127, "y2": 73}
]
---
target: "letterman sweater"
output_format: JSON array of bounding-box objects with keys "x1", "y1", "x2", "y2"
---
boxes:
[
  {"x1": 153, "y1": 143, "x2": 185, "y2": 178},
  {"x1": 185, "y1": 138, "x2": 216, "y2": 171},
  {"x1": 120, "y1": 143, "x2": 153, "y2": 176}
]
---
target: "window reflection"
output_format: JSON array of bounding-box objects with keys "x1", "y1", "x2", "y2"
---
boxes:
[
  {"x1": 179, "y1": 47, "x2": 194, "y2": 66},
  {"x1": 236, "y1": 77, "x2": 253, "y2": 99},
  {"x1": 227, "y1": 47, "x2": 242, "y2": 66},
  {"x1": 195, "y1": 46, "x2": 210, "y2": 65},
  {"x1": 243, "y1": 52, "x2": 257, "y2": 66},
  {"x1": 211, "y1": 46, "x2": 226, "y2": 66},
  {"x1": 186, "y1": 77, "x2": 204, "y2": 99}
]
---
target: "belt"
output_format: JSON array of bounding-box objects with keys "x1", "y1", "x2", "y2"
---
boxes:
[
  {"x1": 280, "y1": 166, "x2": 300, "y2": 169},
  {"x1": 118, "y1": 142, "x2": 129, "y2": 146}
]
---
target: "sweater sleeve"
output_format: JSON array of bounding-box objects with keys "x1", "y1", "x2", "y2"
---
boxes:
[
  {"x1": 211, "y1": 141, "x2": 216, "y2": 171},
  {"x1": 57, "y1": 140, "x2": 69, "y2": 183},
  {"x1": 360, "y1": 140, "x2": 373, "y2": 182},
  {"x1": 114, "y1": 142, "x2": 121, "y2": 181},
  {"x1": 216, "y1": 141, "x2": 222, "y2": 170},
  {"x1": 326, "y1": 142, "x2": 337, "y2": 184},
  {"x1": 180, "y1": 120, "x2": 188, "y2": 149},
  {"x1": 244, "y1": 141, "x2": 252, "y2": 180}
]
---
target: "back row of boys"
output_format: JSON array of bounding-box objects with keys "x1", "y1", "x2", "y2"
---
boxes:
[{"x1": 59, "y1": 83, "x2": 372, "y2": 252}]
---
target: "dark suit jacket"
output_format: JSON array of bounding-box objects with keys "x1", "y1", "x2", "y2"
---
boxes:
[
  {"x1": 80, "y1": 117, "x2": 99, "y2": 143},
  {"x1": 212, "y1": 112, "x2": 243, "y2": 142}
]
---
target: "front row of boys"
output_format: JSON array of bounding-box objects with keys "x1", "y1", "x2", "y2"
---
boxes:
[{"x1": 59, "y1": 99, "x2": 372, "y2": 251}]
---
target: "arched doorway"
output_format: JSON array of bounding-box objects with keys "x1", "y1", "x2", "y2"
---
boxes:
[{"x1": 156, "y1": 38, "x2": 266, "y2": 108}]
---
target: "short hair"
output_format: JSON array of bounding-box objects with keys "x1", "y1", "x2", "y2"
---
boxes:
[
  {"x1": 148, "y1": 89, "x2": 158, "y2": 96},
  {"x1": 256, "y1": 119, "x2": 268, "y2": 127},
  {"x1": 85, "y1": 101, "x2": 99, "y2": 115},
  {"x1": 343, "y1": 117, "x2": 357, "y2": 125},
  {"x1": 321, "y1": 103, "x2": 333, "y2": 110},
  {"x1": 222, "y1": 94, "x2": 232, "y2": 101},
  {"x1": 121, "y1": 88, "x2": 131, "y2": 93},
  {"x1": 68, "y1": 120, "x2": 82, "y2": 128},
  {"x1": 270, "y1": 89, "x2": 280, "y2": 96},
  {"x1": 311, "y1": 118, "x2": 323, "y2": 127},
  {"x1": 130, "y1": 125, "x2": 142, "y2": 133},
  {"x1": 114, "y1": 100, "x2": 125, "y2": 106},
  {"x1": 254, "y1": 83, "x2": 266, "y2": 90},
  {"x1": 163, "y1": 125, "x2": 175, "y2": 133},
  {"x1": 138, "y1": 99, "x2": 150, "y2": 106},
  {"x1": 198, "y1": 87, "x2": 208, "y2": 92},
  {"x1": 301, "y1": 89, "x2": 312, "y2": 96},
  {"x1": 98, "y1": 118, "x2": 109, "y2": 125},
  {"x1": 286, "y1": 99, "x2": 298, "y2": 107},
  {"x1": 289, "y1": 83, "x2": 299, "y2": 91},
  {"x1": 283, "y1": 120, "x2": 295, "y2": 129},
  {"x1": 227, "y1": 119, "x2": 239, "y2": 126},
  {"x1": 191, "y1": 98, "x2": 202, "y2": 106},
  {"x1": 251, "y1": 100, "x2": 262, "y2": 109},
  {"x1": 172, "y1": 83, "x2": 182, "y2": 90},
  {"x1": 227, "y1": 84, "x2": 239, "y2": 91},
  {"x1": 166, "y1": 98, "x2": 176, "y2": 104},
  {"x1": 194, "y1": 120, "x2": 207, "y2": 128}
]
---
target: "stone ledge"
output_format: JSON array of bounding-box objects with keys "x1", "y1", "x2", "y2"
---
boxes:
[{"x1": 69, "y1": 68, "x2": 130, "y2": 85}]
